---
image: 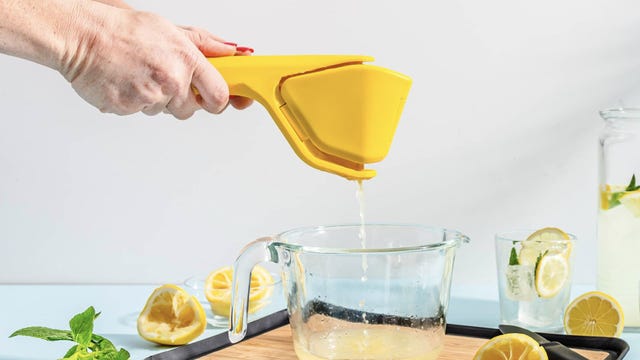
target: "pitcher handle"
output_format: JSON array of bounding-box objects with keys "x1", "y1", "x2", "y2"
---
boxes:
[{"x1": 229, "y1": 236, "x2": 277, "y2": 343}]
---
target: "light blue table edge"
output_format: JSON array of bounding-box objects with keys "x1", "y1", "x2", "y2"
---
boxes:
[{"x1": 0, "y1": 283, "x2": 636, "y2": 359}]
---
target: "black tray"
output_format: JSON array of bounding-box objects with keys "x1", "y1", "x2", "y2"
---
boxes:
[{"x1": 145, "y1": 309, "x2": 630, "y2": 360}]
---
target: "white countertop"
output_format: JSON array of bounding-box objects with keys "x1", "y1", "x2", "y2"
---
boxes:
[{"x1": 0, "y1": 283, "x2": 636, "y2": 359}]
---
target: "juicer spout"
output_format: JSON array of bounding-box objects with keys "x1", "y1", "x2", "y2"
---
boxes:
[{"x1": 207, "y1": 55, "x2": 412, "y2": 180}]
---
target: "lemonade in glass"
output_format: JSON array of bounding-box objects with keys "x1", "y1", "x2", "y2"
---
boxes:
[{"x1": 495, "y1": 228, "x2": 575, "y2": 332}]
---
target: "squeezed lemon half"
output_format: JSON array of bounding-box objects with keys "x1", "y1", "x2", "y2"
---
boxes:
[
  {"x1": 205, "y1": 265, "x2": 274, "y2": 317},
  {"x1": 564, "y1": 291, "x2": 625, "y2": 337},
  {"x1": 137, "y1": 284, "x2": 207, "y2": 345},
  {"x1": 473, "y1": 333, "x2": 548, "y2": 360}
]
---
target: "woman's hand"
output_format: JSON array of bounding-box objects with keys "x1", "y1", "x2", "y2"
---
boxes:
[
  {"x1": 60, "y1": 2, "x2": 244, "y2": 119},
  {"x1": 0, "y1": 0, "x2": 251, "y2": 119}
]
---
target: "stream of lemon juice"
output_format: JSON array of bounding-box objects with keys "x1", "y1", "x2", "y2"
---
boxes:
[
  {"x1": 294, "y1": 181, "x2": 443, "y2": 360},
  {"x1": 357, "y1": 180, "x2": 368, "y2": 280}
]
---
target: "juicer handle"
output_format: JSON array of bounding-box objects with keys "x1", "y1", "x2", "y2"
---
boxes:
[
  {"x1": 229, "y1": 236, "x2": 277, "y2": 343},
  {"x1": 207, "y1": 55, "x2": 372, "y2": 103}
]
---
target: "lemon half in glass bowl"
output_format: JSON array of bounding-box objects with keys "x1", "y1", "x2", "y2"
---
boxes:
[{"x1": 184, "y1": 264, "x2": 283, "y2": 327}]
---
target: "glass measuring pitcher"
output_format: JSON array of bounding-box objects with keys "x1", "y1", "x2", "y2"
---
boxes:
[{"x1": 229, "y1": 224, "x2": 469, "y2": 360}]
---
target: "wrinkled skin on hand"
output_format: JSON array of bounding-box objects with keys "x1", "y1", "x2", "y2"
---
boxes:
[{"x1": 60, "y1": 3, "x2": 251, "y2": 119}]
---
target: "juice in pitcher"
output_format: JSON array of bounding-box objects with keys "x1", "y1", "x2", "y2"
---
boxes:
[{"x1": 291, "y1": 314, "x2": 444, "y2": 360}]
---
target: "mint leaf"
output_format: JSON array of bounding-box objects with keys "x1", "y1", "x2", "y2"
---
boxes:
[
  {"x1": 627, "y1": 174, "x2": 636, "y2": 190},
  {"x1": 533, "y1": 250, "x2": 549, "y2": 297},
  {"x1": 63, "y1": 345, "x2": 79, "y2": 358},
  {"x1": 95, "y1": 349, "x2": 131, "y2": 360},
  {"x1": 508, "y1": 247, "x2": 519, "y2": 265},
  {"x1": 608, "y1": 174, "x2": 640, "y2": 209},
  {"x1": 115, "y1": 349, "x2": 131, "y2": 360},
  {"x1": 534, "y1": 252, "x2": 544, "y2": 272},
  {"x1": 70, "y1": 306, "x2": 95, "y2": 347},
  {"x1": 90, "y1": 334, "x2": 117, "y2": 352},
  {"x1": 10, "y1": 327, "x2": 73, "y2": 341},
  {"x1": 610, "y1": 191, "x2": 625, "y2": 208},
  {"x1": 626, "y1": 174, "x2": 640, "y2": 191}
]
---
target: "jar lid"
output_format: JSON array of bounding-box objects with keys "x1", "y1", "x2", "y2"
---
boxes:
[{"x1": 600, "y1": 107, "x2": 640, "y2": 120}]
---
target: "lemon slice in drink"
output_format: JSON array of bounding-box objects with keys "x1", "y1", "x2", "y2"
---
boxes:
[
  {"x1": 619, "y1": 191, "x2": 640, "y2": 217},
  {"x1": 534, "y1": 251, "x2": 570, "y2": 299},
  {"x1": 600, "y1": 184, "x2": 627, "y2": 210},
  {"x1": 564, "y1": 291, "x2": 625, "y2": 337},
  {"x1": 519, "y1": 227, "x2": 571, "y2": 265},
  {"x1": 137, "y1": 284, "x2": 207, "y2": 345},
  {"x1": 473, "y1": 333, "x2": 547, "y2": 360},
  {"x1": 205, "y1": 265, "x2": 274, "y2": 317}
]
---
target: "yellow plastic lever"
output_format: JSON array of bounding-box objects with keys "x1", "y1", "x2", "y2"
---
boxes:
[{"x1": 207, "y1": 55, "x2": 412, "y2": 180}]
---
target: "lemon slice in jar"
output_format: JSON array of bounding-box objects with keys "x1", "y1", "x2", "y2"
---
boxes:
[{"x1": 619, "y1": 191, "x2": 640, "y2": 217}]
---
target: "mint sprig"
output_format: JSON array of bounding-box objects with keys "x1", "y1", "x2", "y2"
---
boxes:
[
  {"x1": 626, "y1": 174, "x2": 640, "y2": 191},
  {"x1": 534, "y1": 250, "x2": 549, "y2": 297},
  {"x1": 607, "y1": 174, "x2": 640, "y2": 209},
  {"x1": 10, "y1": 306, "x2": 130, "y2": 360},
  {"x1": 508, "y1": 246, "x2": 520, "y2": 266}
]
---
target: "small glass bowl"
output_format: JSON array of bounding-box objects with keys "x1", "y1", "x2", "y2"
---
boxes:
[{"x1": 184, "y1": 266, "x2": 284, "y2": 328}]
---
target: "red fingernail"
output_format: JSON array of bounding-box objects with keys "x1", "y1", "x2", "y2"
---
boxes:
[
  {"x1": 223, "y1": 42, "x2": 237, "y2": 47},
  {"x1": 236, "y1": 46, "x2": 254, "y2": 53}
]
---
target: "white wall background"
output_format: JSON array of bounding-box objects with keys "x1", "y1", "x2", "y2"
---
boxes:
[{"x1": 1, "y1": 0, "x2": 640, "y2": 287}]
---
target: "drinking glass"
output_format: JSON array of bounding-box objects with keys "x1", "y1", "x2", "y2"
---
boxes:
[{"x1": 495, "y1": 230, "x2": 575, "y2": 332}]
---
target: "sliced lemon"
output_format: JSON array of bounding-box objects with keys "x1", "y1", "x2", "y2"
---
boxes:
[
  {"x1": 564, "y1": 291, "x2": 625, "y2": 337},
  {"x1": 619, "y1": 191, "x2": 640, "y2": 217},
  {"x1": 600, "y1": 185, "x2": 609, "y2": 210},
  {"x1": 535, "y1": 252, "x2": 570, "y2": 299},
  {"x1": 205, "y1": 265, "x2": 274, "y2": 317},
  {"x1": 137, "y1": 284, "x2": 207, "y2": 345},
  {"x1": 519, "y1": 227, "x2": 571, "y2": 265},
  {"x1": 526, "y1": 227, "x2": 570, "y2": 242},
  {"x1": 473, "y1": 333, "x2": 547, "y2": 360},
  {"x1": 518, "y1": 246, "x2": 541, "y2": 267},
  {"x1": 601, "y1": 184, "x2": 630, "y2": 210}
]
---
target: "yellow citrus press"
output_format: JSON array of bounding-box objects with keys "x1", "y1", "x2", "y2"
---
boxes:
[{"x1": 207, "y1": 55, "x2": 412, "y2": 180}]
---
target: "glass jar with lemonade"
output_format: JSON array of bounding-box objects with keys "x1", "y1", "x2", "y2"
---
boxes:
[{"x1": 598, "y1": 108, "x2": 640, "y2": 329}]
